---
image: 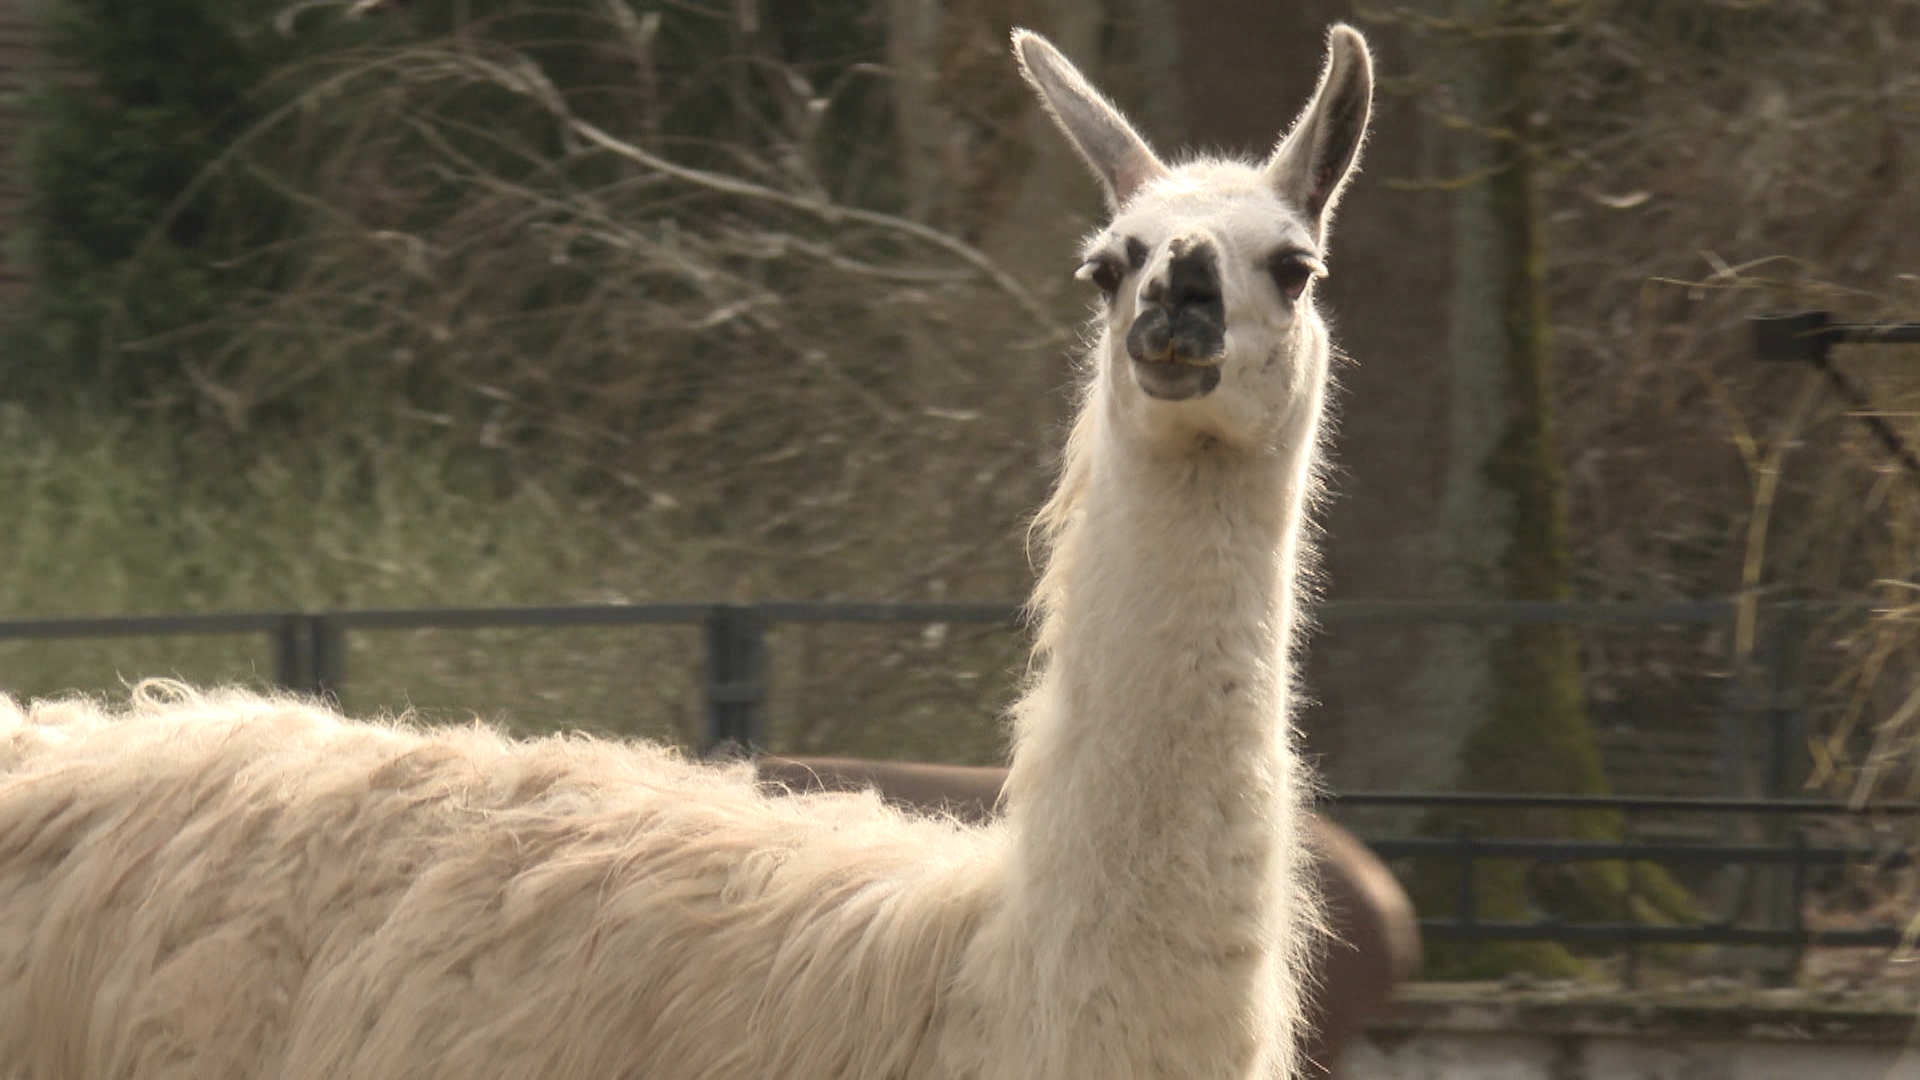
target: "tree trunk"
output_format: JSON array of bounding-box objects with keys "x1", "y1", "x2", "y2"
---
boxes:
[
  {"x1": 1442, "y1": 3, "x2": 1605, "y2": 808},
  {"x1": 1415, "y1": 0, "x2": 1696, "y2": 976}
]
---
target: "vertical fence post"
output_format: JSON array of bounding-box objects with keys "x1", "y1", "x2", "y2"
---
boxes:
[
  {"x1": 704, "y1": 605, "x2": 767, "y2": 756},
  {"x1": 312, "y1": 616, "x2": 345, "y2": 704},
  {"x1": 272, "y1": 614, "x2": 306, "y2": 692},
  {"x1": 1453, "y1": 822, "x2": 1479, "y2": 936},
  {"x1": 270, "y1": 614, "x2": 343, "y2": 702},
  {"x1": 1788, "y1": 828, "x2": 1810, "y2": 981},
  {"x1": 1717, "y1": 601, "x2": 1750, "y2": 800},
  {"x1": 1762, "y1": 605, "x2": 1810, "y2": 800},
  {"x1": 1763, "y1": 607, "x2": 1809, "y2": 980},
  {"x1": 1622, "y1": 807, "x2": 1641, "y2": 990}
]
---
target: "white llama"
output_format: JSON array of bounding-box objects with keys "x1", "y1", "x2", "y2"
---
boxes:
[{"x1": 0, "y1": 25, "x2": 1371, "y2": 1080}]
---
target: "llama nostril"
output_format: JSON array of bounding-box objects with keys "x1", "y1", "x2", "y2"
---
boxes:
[
  {"x1": 1127, "y1": 308, "x2": 1174, "y2": 363},
  {"x1": 1142, "y1": 278, "x2": 1168, "y2": 309}
]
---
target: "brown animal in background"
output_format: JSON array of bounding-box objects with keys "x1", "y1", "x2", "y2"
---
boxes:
[{"x1": 758, "y1": 756, "x2": 1421, "y2": 1079}]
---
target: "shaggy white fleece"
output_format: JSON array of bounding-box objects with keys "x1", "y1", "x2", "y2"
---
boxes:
[{"x1": 0, "y1": 682, "x2": 1000, "y2": 1078}]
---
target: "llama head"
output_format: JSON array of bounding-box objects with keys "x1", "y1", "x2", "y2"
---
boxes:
[{"x1": 1014, "y1": 26, "x2": 1372, "y2": 452}]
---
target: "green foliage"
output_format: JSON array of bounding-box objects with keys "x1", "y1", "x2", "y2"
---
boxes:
[
  {"x1": 0, "y1": 399, "x2": 611, "y2": 618},
  {"x1": 18, "y1": 0, "x2": 385, "y2": 401},
  {"x1": 14, "y1": 0, "x2": 899, "y2": 413}
]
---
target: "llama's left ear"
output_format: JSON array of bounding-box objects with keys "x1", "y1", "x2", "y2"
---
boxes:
[
  {"x1": 1265, "y1": 25, "x2": 1374, "y2": 243},
  {"x1": 1013, "y1": 28, "x2": 1170, "y2": 210}
]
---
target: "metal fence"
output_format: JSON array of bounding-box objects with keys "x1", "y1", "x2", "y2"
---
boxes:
[
  {"x1": 0, "y1": 600, "x2": 1024, "y2": 751},
  {"x1": 0, "y1": 598, "x2": 1762, "y2": 748},
  {"x1": 3, "y1": 597, "x2": 1912, "y2": 970},
  {"x1": 1335, "y1": 790, "x2": 1916, "y2": 983},
  {"x1": 1349, "y1": 790, "x2": 1909, "y2": 950}
]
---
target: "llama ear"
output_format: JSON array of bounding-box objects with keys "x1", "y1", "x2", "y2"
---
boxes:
[
  {"x1": 1012, "y1": 29, "x2": 1170, "y2": 210},
  {"x1": 1264, "y1": 24, "x2": 1374, "y2": 242}
]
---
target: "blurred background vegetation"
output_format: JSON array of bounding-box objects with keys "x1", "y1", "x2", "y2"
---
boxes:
[
  {"x1": 4, "y1": 0, "x2": 1920, "y2": 978},
  {"x1": 1, "y1": 0, "x2": 1077, "y2": 758}
]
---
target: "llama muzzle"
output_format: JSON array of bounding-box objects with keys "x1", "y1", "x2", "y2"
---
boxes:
[{"x1": 1126, "y1": 237, "x2": 1226, "y2": 400}]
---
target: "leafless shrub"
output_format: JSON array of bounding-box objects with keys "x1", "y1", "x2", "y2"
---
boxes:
[
  {"x1": 119, "y1": 3, "x2": 1071, "y2": 604},
  {"x1": 1525, "y1": 2, "x2": 1920, "y2": 801}
]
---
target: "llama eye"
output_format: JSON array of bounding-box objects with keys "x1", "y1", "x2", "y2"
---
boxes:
[
  {"x1": 1267, "y1": 252, "x2": 1325, "y2": 302},
  {"x1": 1076, "y1": 257, "x2": 1126, "y2": 300}
]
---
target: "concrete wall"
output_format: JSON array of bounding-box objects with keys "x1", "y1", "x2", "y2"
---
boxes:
[{"x1": 1351, "y1": 983, "x2": 1920, "y2": 1080}]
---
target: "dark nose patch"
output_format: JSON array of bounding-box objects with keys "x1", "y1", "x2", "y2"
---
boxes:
[{"x1": 1127, "y1": 240, "x2": 1226, "y2": 365}]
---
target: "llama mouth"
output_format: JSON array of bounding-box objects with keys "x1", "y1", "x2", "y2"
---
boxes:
[
  {"x1": 1133, "y1": 358, "x2": 1223, "y2": 400},
  {"x1": 1127, "y1": 307, "x2": 1227, "y2": 370},
  {"x1": 1127, "y1": 304, "x2": 1225, "y2": 401}
]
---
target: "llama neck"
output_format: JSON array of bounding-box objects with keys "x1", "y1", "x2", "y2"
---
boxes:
[{"x1": 998, "y1": 375, "x2": 1323, "y2": 1055}]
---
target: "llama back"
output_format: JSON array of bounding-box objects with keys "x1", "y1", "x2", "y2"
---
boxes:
[{"x1": 0, "y1": 682, "x2": 1000, "y2": 1079}]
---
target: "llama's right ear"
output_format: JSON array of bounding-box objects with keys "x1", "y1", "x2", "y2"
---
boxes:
[
  {"x1": 1264, "y1": 25, "x2": 1374, "y2": 242},
  {"x1": 1012, "y1": 29, "x2": 1169, "y2": 211}
]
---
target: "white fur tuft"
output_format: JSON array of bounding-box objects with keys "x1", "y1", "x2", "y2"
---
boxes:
[{"x1": 0, "y1": 682, "x2": 1002, "y2": 1078}]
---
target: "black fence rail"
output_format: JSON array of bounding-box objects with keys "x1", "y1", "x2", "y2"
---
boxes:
[
  {"x1": 0, "y1": 598, "x2": 1761, "y2": 746},
  {"x1": 0, "y1": 596, "x2": 1831, "y2": 801},
  {"x1": 0, "y1": 601, "x2": 1027, "y2": 752},
  {"x1": 1333, "y1": 790, "x2": 1918, "y2": 984}
]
